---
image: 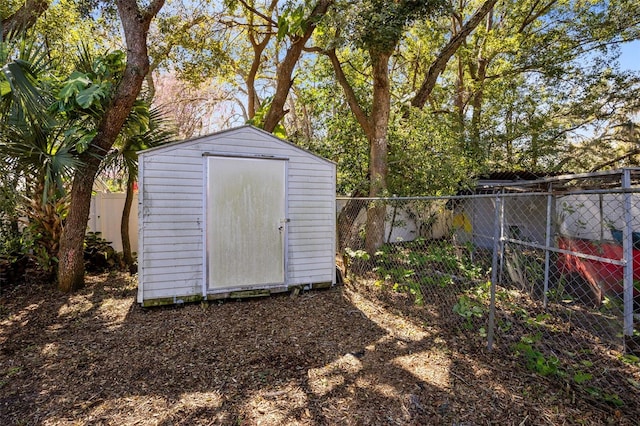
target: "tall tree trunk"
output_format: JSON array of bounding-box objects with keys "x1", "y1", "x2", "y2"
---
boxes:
[
  {"x1": 58, "y1": 164, "x2": 97, "y2": 290},
  {"x1": 57, "y1": 0, "x2": 164, "y2": 292},
  {"x1": 364, "y1": 50, "x2": 391, "y2": 255},
  {"x1": 469, "y1": 9, "x2": 492, "y2": 159},
  {"x1": 469, "y1": 57, "x2": 487, "y2": 157},
  {"x1": 451, "y1": 11, "x2": 466, "y2": 129},
  {"x1": 121, "y1": 177, "x2": 134, "y2": 268},
  {"x1": 505, "y1": 108, "x2": 513, "y2": 160},
  {"x1": 454, "y1": 54, "x2": 466, "y2": 129},
  {"x1": 324, "y1": 45, "x2": 390, "y2": 255},
  {"x1": 246, "y1": 48, "x2": 263, "y2": 119},
  {"x1": 244, "y1": 0, "x2": 277, "y2": 118}
]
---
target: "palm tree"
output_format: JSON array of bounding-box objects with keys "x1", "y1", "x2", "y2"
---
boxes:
[
  {"x1": 1, "y1": 35, "x2": 172, "y2": 278},
  {"x1": 0, "y1": 32, "x2": 80, "y2": 275}
]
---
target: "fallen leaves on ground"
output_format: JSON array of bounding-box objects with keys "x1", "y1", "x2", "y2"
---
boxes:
[{"x1": 0, "y1": 272, "x2": 638, "y2": 425}]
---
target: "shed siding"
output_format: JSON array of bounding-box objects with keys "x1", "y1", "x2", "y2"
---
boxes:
[{"x1": 138, "y1": 126, "x2": 335, "y2": 303}]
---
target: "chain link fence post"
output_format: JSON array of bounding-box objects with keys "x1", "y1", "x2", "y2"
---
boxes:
[
  {"x1": 487, "y1": 192, "x2": 503, "y2": 351},
  {"x1": 622, "y1": 169, "x2": 635, "y2": 342}
]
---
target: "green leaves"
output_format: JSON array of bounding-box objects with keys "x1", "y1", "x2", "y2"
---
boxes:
[
  {"x1": 0, "y1": 82, "x2": 9, "y2": 99},
  {"x1": 573, "y1": 371, "x2": 593, "y2": 384},
  {"x1": 75, "y1": 84, "x2": 108, "y2": 109},
  {"x1": 57, "y1": 71, "x2": 91, "y2": 103},
  {"x1": 53, "y1": 50, "x2": 124, "y2": 113},
  {"x1": 92, "y1": 50, "x2": 125, "y2": 78},
  {"x1": 277, "y1": 6, "x2": 308, "y2": 42},
  {"x1": 64, "y1": 126, "x2": 96, "y2": 153},
  {"x1": 349, "y1": 0, "x2": 447, "y2": 52}
]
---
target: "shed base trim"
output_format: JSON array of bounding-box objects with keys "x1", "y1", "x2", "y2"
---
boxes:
[{"x1": 140, "y1": 282, "x2": 334, "y2": 307}]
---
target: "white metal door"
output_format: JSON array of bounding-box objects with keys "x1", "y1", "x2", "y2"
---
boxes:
[{"x1": 207, "y1": 156, "x2": 286, "y2": 290}]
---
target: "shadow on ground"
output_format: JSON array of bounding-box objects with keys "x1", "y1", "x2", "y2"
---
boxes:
[{"x1": 0, "y1": 272, "x2": 638, "y2": 425}]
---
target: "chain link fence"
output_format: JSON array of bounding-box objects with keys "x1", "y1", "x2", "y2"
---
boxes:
[{"x1": 337, "y1": 169, "x2": 640, "y2": 400}]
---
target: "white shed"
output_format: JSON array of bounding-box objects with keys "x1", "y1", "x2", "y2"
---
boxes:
[{"x1": 137, "y1": 126, "x2": 336, "y2": 306}]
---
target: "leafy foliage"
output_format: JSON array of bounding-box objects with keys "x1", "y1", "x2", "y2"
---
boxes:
[
  {"x1": 83, "y1": 232, "x2": 119, "y2": 273},
  {"x1": 246, "y1": 97, "x2": 287, "y2": 139},
  {"x1": 348, "y1": 0, "x2": 447, "y2": 52},
  {"x1": 150, "y1": 1, "x2": 229, "y2": 87},
  {"x1": 0, "y1": 32, "x2": 72, "y2": 276},
  {"x1": 513, "y1": 333, "x2": 562, "y2": 377},
  {"x1": 372, "y1": 239, "x2": 487, "y2": 305}
]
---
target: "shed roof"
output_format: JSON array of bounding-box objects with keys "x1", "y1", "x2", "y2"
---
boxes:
[{"x1": 138, "y1": 125, "x2": 336, "y2": 166}]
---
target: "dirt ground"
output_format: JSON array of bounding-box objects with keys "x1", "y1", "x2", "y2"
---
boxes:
[{"x1": 1, "y1": 273, "x2": 639, "y2": 425}]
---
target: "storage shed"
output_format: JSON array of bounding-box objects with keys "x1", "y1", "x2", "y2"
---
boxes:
[{"x1": 137, "y1": 126, "x2": 336, "y2": 306}]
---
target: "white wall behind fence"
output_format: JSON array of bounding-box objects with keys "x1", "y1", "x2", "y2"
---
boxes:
[{"x1": 88, "y1": 192, "x2": 138, "y2": 253}]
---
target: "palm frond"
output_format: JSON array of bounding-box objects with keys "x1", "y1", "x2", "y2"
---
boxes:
[
  {"x1": 74, "y1": 42, "x2": 97, "y2": 75},
  {"x1": 100, "y1": 105, "x2": 177, "y2": 182},
  {"x1": 0, "y1": 33, "x2": 54, "y2": 132}
]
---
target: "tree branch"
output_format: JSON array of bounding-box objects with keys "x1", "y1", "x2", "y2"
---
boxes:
[
  {"x1": 245, "y1": 0, "x2": 278, "y2": 117},
  {"x1": 262, "y1": 0, "x2": 333, "y2": 132},
  {"x1": 518, "y1": 0, "x2": 558, "y2": 34},
  {"x1": 237, "y1": 0, "x2": 278, "y2": 26},
  {"x1": 1, "y1": 0, "x2": 49, "y2": 40},
  {"x1": 411, "y1": 0, "x2": 498, "y2": 109},
  {"x1": 590, "y1": 148, "x2": 640, "y2": 172},
  {"x1": 142, "y1": 0, "x2": 166, "y2": 21},
  {"x1": 324, "y1": 48, "x2": 372, "y2": 136}
]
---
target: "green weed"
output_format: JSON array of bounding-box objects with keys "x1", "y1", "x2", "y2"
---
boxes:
[
  {"x1": 513, "y1": 334, "x2": 560, "y2": 377},
  {"x1": 453, "y1": 295, "x2": 485, "y2": 329}
]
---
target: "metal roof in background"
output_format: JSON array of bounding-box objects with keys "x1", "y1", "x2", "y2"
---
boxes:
[{"x1": 475, "y1": 168, "x2": 640, "y2": 193}]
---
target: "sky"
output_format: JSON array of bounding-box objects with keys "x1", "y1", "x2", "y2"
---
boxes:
[{"x1": 618, "y1": 40, "x2": 640, "y2": 71}]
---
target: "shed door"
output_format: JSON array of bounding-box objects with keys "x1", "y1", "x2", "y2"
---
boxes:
[{"x1": 207, "y1": 156, "x2": 286, "y2": 290}]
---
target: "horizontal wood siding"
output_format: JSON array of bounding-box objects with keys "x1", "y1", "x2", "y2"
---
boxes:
[
  {"x1": 287, "y1": 169, "x2": 335, "y2": 284},
  {"x1": 139, "y1": 126, "x2": 335, "y2": 303},
  {"x1": 138, "y1": 145, "x2": 205, "y2": 302}
]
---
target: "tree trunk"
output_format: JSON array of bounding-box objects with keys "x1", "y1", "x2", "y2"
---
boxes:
[
  {"x1": 324, "y1": 45, "x2": 390, "y2": 255},
  {"x1": 24, "y1": 179, "x2": 68, "y2": 278},
  {"x1": 246, "y1": 47, "x2": 263, "y2": 119},
  {"x1": 58, "y1": 164, "x2": 97, "y2": 291},
  {"x1": 505, "y1": 108, "x2": 513, "y2": 159},
  {"x1": 57, "y1": 0, "x2": 164, "y2": 292},
  {"x1": 454, "y1": 54, "x2": 466, "y2": 129},
  {"x1": 121, "y1": 177, "x2": 134, "y2": 268},
  {"x1": 452, "y1": 13, "x2": 466, "y2": 129},
  {"x1": 469, "y1": 56, "x2": 487, "y2": 157},
  {"x1": 364, "y1": 50, "x2": 391, "y2": 255},
  {"x1": 245, "y1": 3, "x2": 275, "y2": 119}
]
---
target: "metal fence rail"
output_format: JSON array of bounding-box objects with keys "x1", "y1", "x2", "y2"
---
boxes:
[{"x1": 337, "y1": 172, "x2": 640, "y2": 399}]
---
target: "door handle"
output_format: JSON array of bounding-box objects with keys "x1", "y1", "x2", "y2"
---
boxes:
[{"x1": 278, "y1": 218, "x2": 290, "y2": 232}]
